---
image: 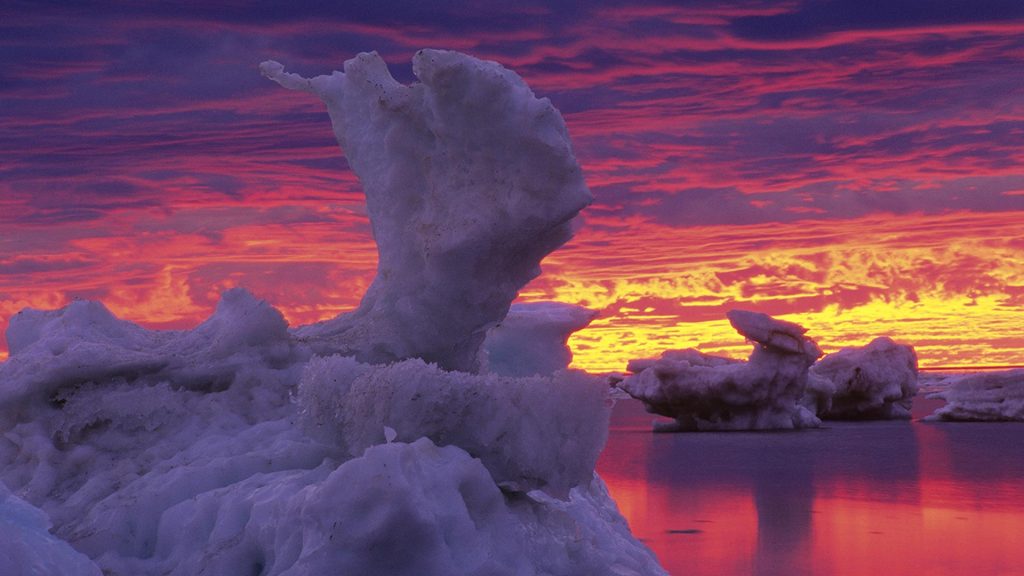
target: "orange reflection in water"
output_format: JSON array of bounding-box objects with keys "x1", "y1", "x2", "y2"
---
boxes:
[
  {"x1": 601, "y1": 475, "x2": 759, "y2": 575},
  {"x1": 808, "y1": 493, "x2": 1024, "y2": 576},
  {"x1": 598, "y1": 400, "x2": 1024, "y2": 576}
]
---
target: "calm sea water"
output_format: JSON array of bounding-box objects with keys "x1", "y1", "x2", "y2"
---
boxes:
[{"x1": 597, "y1": 398, "x2": 1024, "y2": 576}]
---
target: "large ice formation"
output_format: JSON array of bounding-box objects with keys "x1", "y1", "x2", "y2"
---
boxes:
[
  {"x1": 0, "y1": 49, "x2": 665, "y2": 575},
  {"x1": 806, "y1": 337, "x2": 918, "y2": 419},
  {"x1": 0, "y1": 294, "x2": 663, "y2": 575},
  {"x1": 261, "y1": 50, "x2": 591, "y2": 373},
  {"x1": 483, "y1": 301, "x2": 597, "y2": 377},
  {"x1": 925, "y1": 368, "x2": 1024, "y2": 421},
  {"x1": 617, "y1": 310, "x2": 823, "y2": 431}
]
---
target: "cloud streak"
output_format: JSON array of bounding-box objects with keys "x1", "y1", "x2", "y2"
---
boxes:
[{"x1": 2, "y1": 1, "x2": 1023, "y2": 369}]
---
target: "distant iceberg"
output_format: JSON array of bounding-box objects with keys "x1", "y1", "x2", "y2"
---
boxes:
[
  {"x1": 807, "y1": 336, "x2": 919, "y2": 420},
  {"x1": 617, "y1": 312, "x2": 923, "y2": 430},
  {"x1": 925, "y1": 368, "x2": 1024, "y2": 421},
  {"x1": 616, "y1": 310, "x2": 823, "y2": 431}
]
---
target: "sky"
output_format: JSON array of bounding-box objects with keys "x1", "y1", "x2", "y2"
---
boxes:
[{"x1": 2, "y1": 0, "x2": 1023, "y2": 372}]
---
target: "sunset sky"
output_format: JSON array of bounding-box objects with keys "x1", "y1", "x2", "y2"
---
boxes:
[{"x1": 3, "y1": 1, "x2": 1024, "y2": 372}]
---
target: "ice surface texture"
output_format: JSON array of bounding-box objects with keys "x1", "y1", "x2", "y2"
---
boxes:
[
  {"x1": 0, "y1": 50, "x2": 664, "y2": 575},
  {"x1": 926, "y1": 368, "x2": 1024, "y2": 421},
  {"x1": 0, "y1": 293, "x2": 663, "y2": 575},
  {"x1": 300, "y1": 355, "x2": 608, "y2": 496},
  {"x1": 617, "y1": 310, "x2": 823, "y2": 431},
  {"x1": 808, "y1": 336, "x2": 918, "y2": 419},
  {"x1": 0, "y1": 481, "x2": 102, "y2": 576},
  {"x1": 0, "y1": 288, "x2": 303, "y2": 425},
  {"x1": 483, "y1": 301, "x2": 597, "y2": 377},
  {"x1": 261, "y1": 50, "x2": 592, "y2": 373}
]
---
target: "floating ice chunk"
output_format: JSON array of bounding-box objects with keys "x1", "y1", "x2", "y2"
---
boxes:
[
  {"x1": 925, "y1": 368, "x2": 1024, "y2": 421},
  {"x1": 0, "y1": 481, "x2": 102, "y2": 576},
  {"x1": 617, "y1": 310, "x2": 822, "y2": 431},
  {"x1": 299, "y1": 355, "x2": 609, "y2": 497},
  {"x1": 483, "y1": 301, "x2": 597, "y2": 377},
  {"x1": 263, "y1": 50, "x2": 592, "y2": 372},
  {"x1": 626, "y1": 348, "x2": 741, "y2": 375},
  {"x1": 917, "y1": 371, "x2": 969, "y2": 394},
  {"x1": 807, "y1": 337, "x2": 918, "y2": 419}
]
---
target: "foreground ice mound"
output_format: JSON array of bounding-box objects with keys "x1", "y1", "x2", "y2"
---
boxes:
[
  {"x1": 925, "y1": 368, "x2": 1024, "y2": 421},
  {"x1": 0, "y1": 296, "x2": 663, "y2": 575},
  {"x1": 483, "y1": 301, "x2": 597, "y2": 377},
  {"x1": 617, "y1": 310, "x2": 823, "y2": 431},
  {"x1": 262, "y1": 50, "x2": 591, "y2": 372},
  {"x1": 807, "y1": 337, "x2": 918, "y2": 419}
]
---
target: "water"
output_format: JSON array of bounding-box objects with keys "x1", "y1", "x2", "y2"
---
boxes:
[{"x1": 598, "y1": 398, "x2": 1024, "y2": 576}]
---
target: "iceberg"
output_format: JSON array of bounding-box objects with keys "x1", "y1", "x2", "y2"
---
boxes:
[
  {"x1": 0, "y1": 49, "x2": 665, "y2": 575},
  {"x1": 261, "y1": 49, "x2": 592, "y2": 373},
  {"x1": 616, "y1": 310, "x2": 823, "y2": 431},
  {"x1": 807, "y1": 337, "x2": 918, "y2": 419},
  {"x1": 925, "y1": 368, "x2": 1024, "y2": 421}
]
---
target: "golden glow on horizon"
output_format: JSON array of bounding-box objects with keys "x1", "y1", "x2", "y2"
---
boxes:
[
  {"x1": 2, "y1": 208, "x2": 1023, "y2": 371},
  {"x1": 521, "y1": 210, "x2": 1024, "y2": 373}
]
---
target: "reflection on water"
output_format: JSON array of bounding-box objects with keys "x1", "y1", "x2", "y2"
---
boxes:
[{"x1": 598, "y1": 399, "x2": 1024, "y2": 576}]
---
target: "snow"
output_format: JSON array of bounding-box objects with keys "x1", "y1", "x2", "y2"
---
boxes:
[
  {"x1": 483, "y1": 301, "x2": 597, "y2": 377},
  {"x1": 0, "y1": 481, "x2": 102, "y2": 576},
  {"x1": 299, "y1": 355, "x2": 609, "y2": 497},
  {"x1": 616, "y1": 310, "x2": 823, "y2": 431},
  {"x1": 0, "y1": 49, "x2": 664, "y2": 575},
  {"x1": 0, "y1": 288, "x2": 304, "y2": 423},
  {"x1": 925, "y1": 368, "x2": 1024, "y2": 421},
  {"x1": 807, "y1": 337, "x2": 919, "y2": 419},
  {"x1": 262, "y1": 49, "x2": 592, "y2": 373}
]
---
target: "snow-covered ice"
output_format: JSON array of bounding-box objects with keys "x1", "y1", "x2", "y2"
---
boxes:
[
  {"x1": 0, "y1": 49, "x2": 664, "y2": 575},
  {"x1": 616, "y1": 310, "x2": 823, "y2": 431},
  {"x1": 0, "y1": 481, "x2": 102, "y2": 576},
  {"x1": 261, "y1": 49, "x2": 591, "y2": 373},
  {"x1": 0, "y1": 294, "x2": 662, "y2": 575},
  {"x1": 483, "y1": 301, "x2": 597, "y2": 377},
  {"x1": 807, "y1": 336, "x2": 919, "y2": 419},
  {"x1": 925, "y1": 368, "x2": 1024, "y2": 421},
  {"x1": 299, "y1": 355, "x2": 609, "y2": 497},
  {"x1": 0, "y1": 288, "x2": 304, "y2": 421}
]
